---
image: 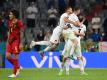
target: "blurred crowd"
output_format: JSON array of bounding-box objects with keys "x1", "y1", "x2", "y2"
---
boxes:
[{"x1": 0, "y1": 0, "x2": 107, "y2": 51}]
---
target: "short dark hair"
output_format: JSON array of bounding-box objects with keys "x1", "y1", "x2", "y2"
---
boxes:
[
  {"x1": 10, "y1": 9, "x2": 19, "y2": 18},
  {"x1": 73, "y1": 6, "x2": 80, "y2": 11},
  {"x1": 65, "y1": 6, "x2": 72, "y2": 12}
]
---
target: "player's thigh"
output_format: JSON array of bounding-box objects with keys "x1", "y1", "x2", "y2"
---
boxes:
[
  {"x1": 66, "y1": 39, "x2": 72, "y2": 48},
  {"x1": 50, "y1": 28, "x2": 61, "y2": 43},
  {"x1": 12, "y1": 40, "x2": 20, "y2": 54},
  {"x1": 6, "y1": 44, "x2": 12, "y2": 58},
  {"x1": 74, "y1": 48, "x2": 82, "y2": 58},
  {"x1": 65, "y1": 39, "x2": 72, "y2": 56}
]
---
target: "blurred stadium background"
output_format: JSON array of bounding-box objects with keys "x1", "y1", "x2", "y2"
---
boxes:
[{"x1": 0, "y1": 0, "x2": 107, "y2": 80}]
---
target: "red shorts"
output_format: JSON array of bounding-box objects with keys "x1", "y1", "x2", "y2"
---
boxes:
[{"x1": 6, "y1": 40, "x2": 20, "y2": 54}]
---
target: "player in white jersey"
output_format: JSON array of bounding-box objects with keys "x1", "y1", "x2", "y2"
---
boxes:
[
  {"x1": 69, "y1": 8, "x2": 87, "y2": 75},
  {"x1": 58, "y1": 24, "x2": 85, "y2": 75},
  {"x1": 60, "y1": 25, "x2": 87, "y2": 75},
  {"x1": 70, "y1": 24, "x2": 86, "y2": 59},
  {"x1": 30, "y1": 7, "x2": 78, "y2": 59},
  {"x1": 73, "y1": 30, "x2": 87, "y2": 74},
  {"x1": 72, "y1": 24, "x2": 87, "y2": 75},
  {"x1": 30, "y1": 11, "x2": 70, "y2": 48},
  {"x1": 59, "y1": 7, "x2": 86, "y2": 75},
  {"x1": 58, "y1": 24, "x2": 78, "y2": 75}
]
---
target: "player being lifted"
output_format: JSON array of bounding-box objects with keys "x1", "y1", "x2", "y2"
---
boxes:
[
  {"x1": 59, "y1": 24, "x2": 86, "y2": 75},
  {"x1": 6, "y1": 9, "x2": 24, "y2": 78},
  {"x1": 59, "y1": 7, "x2": 87, "y2": 75},
  {"x1": 30, "y1": 7, "x2": 79, "y2": 59}
]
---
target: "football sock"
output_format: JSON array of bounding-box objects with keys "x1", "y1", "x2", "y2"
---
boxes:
[
  {"x1": 13, "y1": 59, "x2": 20, "y2": 75},
  {"x1": 36, "y1": 41, "x2": 50, "y2": 46},
  {"x1": 65, "y1": 60, "x2": 70, "y2": 73},
  {"x1": 79, "y1": 59, "x2": 84, "y2": 72},
  {"x1": 43, "y1": 44, "x2": 57, "y2": 52}
]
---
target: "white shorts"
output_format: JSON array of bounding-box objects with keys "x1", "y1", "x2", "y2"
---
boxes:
[
  {"x1": 72, "y1": 37, "x2": 82, "y2": 57},
  {"x1": 62, "y1": 28, "x2": 76, "y2": 40},
  {"x1": 50, "y1": 26, "x2": 62, "y2": 44},
  {"x1": 62, "y1": 39, "x2": 73, "y2": 58},
  {"x1": 62, "y1": 28, "x2": 77, "y2": 58}
]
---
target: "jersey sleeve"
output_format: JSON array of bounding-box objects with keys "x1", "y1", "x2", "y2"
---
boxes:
[
  {"x1": 81, "y1": 24, "x2": 86, "y2": 32},
  {"x1": 69, "y1": 13, "x2": 79, "y2": 22},
  {"x1": 63, "y1": 13, "x2": 69, "y2": 18},
  {"x1": 74, "y1": 15, "x2": 79, "y2": 22},
  {"x1": 18, "y1": 20, "x2": 25, "y2": 30}
]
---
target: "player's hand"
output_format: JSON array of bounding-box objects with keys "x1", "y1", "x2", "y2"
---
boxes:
[
  {"x1": 80, "y1": 36, "x2": 84, "y2": 39},
  {"x1": 80, "y1": 32, "x2": 85, "y2": 36},
  {"x1": 19, "y1": 44, "x2": 23, "y2": 51}
]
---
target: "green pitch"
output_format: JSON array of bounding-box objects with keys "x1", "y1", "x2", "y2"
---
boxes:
[{"x1": 0, "y1": 68, "x2": 107, "y2": 80}]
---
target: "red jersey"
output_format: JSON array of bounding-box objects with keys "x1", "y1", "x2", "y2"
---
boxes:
[
  {"x1": 6, "y1": 19, "x2": 24, "y2": 54},
  {"x1": 8, "y1": 19, "x2": 24, "y2": 43}
]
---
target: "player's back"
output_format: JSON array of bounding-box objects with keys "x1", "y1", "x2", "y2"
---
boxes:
[
  {"x1": 59, "y1": 13, "x2": 69, "y2": 28},
  {"x1": 62, "y1": 28, "x2": 75, "y2": 40},
  {"x1": 68, "y1": 13, "x2": 79, "y2": 27}
]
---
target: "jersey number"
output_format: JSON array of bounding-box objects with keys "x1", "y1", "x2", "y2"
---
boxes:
[{"x1": 77, "y1": 29, "x2": 81, "y2": 37}]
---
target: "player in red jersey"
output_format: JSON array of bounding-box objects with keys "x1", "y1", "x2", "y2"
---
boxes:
[{"x1": 6, "y1": 9, "x2": 24, "y2": 78}]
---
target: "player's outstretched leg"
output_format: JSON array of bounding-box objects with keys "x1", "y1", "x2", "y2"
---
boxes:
[
  {"x1": 39, "y1": 43, "x2": 58, "y2": 60},
  {"x1": 39, "y1": 50, "x2": 44, "y2": 60},
  {"x1": 30, "y1": 41, "x2": 36, "y2": 48},
  {"x1": 30, "y1": 40, "x2": 50, "y2": 48}
]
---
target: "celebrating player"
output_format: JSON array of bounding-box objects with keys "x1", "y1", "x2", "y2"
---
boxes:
[
  {"x1": 59, "y1": 7, "x2": 87, "y2": 75},
  {"x1": 69, "y1": 8, "x2": 87, "y2": 75},
  {"x1": 6, "y1": 9, "x2": 24, "y2": 78},
  {"x1": 30, "y1": 7, "x2": 74, "y2": 59}
]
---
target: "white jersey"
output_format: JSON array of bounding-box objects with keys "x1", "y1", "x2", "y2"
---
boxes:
[
  {"x1": 62, "y1": 28, "x2": 76, "y2": 41},
  {"x1": 50, "y1": 13, "x2": 69, "y2": 43},
  {"x1": 72, "y1": 24, "x2": 86, "y2": 39},
  {"x1": 61, "y1": 13, "x2": 82, "y2": 58},
  {"x1": 68, "y1": 13, "x2": 79, "y2": 27},
  {"x1": 70, "y1": 24, "x2": 86, "y2": 57},
  {"x1": 59, "y1": 13, "x2": 69, "y2": 29},
  {"x1": 50, "y1": 26, "x2": 62, "y2": 43}
]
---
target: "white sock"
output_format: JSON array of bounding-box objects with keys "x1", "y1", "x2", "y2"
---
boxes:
[
  {"x1": 36, "y1": 41, "x2": 50, "y2": 46},
  {"x1": 60, "y1": 68, "x2": 63, "y2": 72},
  {"x1": 79, "y1": 59, "x2": 84, "y2": 72},
  {"x1": 65, "y1": 60, "x2": 70, "y2": 73},
  {"x1": 43, "y1": 44, "x2": 57, "y2": 52}
]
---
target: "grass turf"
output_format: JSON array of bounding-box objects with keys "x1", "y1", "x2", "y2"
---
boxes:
[{"x1": 0, "y1": 68, "x2": 107, "y2": 80}]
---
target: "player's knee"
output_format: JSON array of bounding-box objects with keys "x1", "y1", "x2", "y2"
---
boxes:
[
  {"x1": 13, "y1": 54, "x2": 19, "y2": 59},
  {"x1": 52, "y1": 43, "x2": 59, "y2": 48},
  {"x1": 6, "y1": 53, "x2": 11, "y2": 59}
]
